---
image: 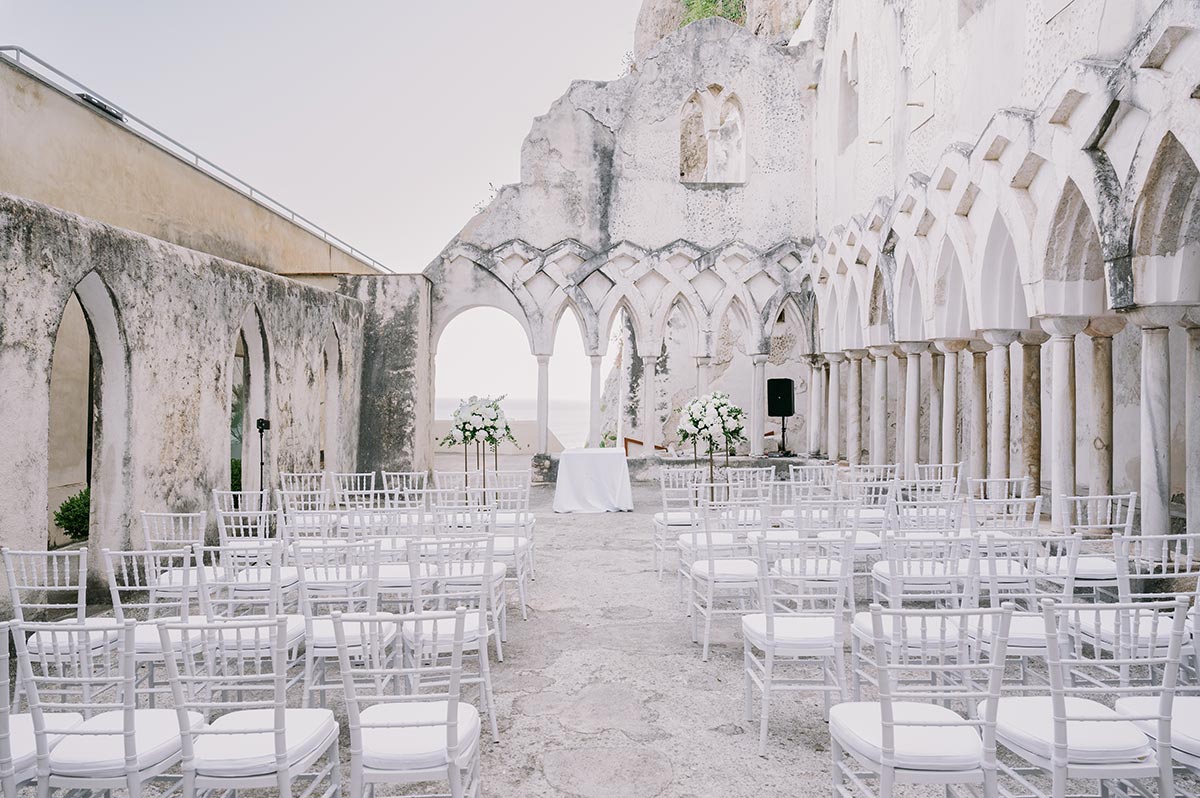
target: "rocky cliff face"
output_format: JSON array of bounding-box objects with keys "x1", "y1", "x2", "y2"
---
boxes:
[{"x1": 634, "y1": 0, "x2": 811, "y2": 62}]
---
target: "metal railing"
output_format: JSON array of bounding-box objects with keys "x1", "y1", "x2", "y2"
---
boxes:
[{"x1": 0, "y1": 45, "x2": 389, "y2": 273}]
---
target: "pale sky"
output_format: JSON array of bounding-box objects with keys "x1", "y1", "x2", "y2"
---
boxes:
[{"x1": 1, "y1": 0, "x2": 644, "y2": 402}]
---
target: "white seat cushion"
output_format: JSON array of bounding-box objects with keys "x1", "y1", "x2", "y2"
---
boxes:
[
  {"x1": 851, "y1": 612, "x2": 960, "y2": 650},
  {"x1": 49, "y1": 709, "x2": 203, "y2": 777},
  {"x1": 444, "y1": 562, "x2": 508, "y2": 583},
  {"x1": 132, "y1": 617, "x2": 205, "y2": 654},
  {"x1": 1036, "y1": 555, "x2": 1116, "y2": 581},
  {"x1": 218, "y1": 614, "x2": 306, "y2": 650},
  {"x1": 677, "y1": 532, "x2": 737, "y2": 548},
  {"x1": 691, "y1": 559, "x2": 758, "y2": 580},
  {"x1": 1115, "y1": 696, "x2": 1200, "y2": 758},
  {"x1": 7, "y1": 712, "x2": 83, "y2": 777},
  {"x1": 494, "y1": 511, "x2": 534, "y2": 527},
  {"x1": 961, "y1": 558, "x2": 1029, "y2": 581},
  {"x1": 360, "y1": 701, "x2": 480, "y2": 771},
  {"x1": 1073, "y1": 608, "x2": 1177, "y2": 651},
  {"x1": 818, "y1": 529, "x2": 880, "y2": 549},
  {"x1": 153, "y1": 566, "x2": 222, "y2": 590},
  {"x1": 773, "y1": 558, "x2": 842, "y2": 579},
  {"x1": 235, "y1": 566, "x2": 299, "y2": 589},
  {"x1": 307, "y1": 618, "x2": 395, "y2": 650},
  {"x1": 377, "y1": 562, "x2": 436, "y2": 587},
  {"x1": 747, "y1": 529, "x2": 803, "y2": 543},
  {"x1": 965, "y1": 612, "x2": 1047, "y2": 650},
  {"x1": 27, "y1": 618, "x2": 119, "y2": 654},
  {"x1": 742, "y1": 613, "x2": 837, "y2": 653},
  {"x1": 992, "y1": 696, "x2": 1152, "y2": 764},
  {"x1": 654, "y1": 510, "x2": 698, "y2": 527},
  {"x1": 492, "y1": 536, "x2": 531, "y2": 555},
  {"x1": 192, "y1": 708, "x2": 337, "y2": 777},
  {"x1": 830, "y1": 701, "x2": 983, "y2": 771},
  {"x1": 400, "y1": 615, "x2": 484, "y2": 649},
  {"x1": 871, "y1": 560, "x2": 955, "y2": 584}
]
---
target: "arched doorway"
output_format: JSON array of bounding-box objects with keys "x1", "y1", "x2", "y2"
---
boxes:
[
  {"x1": 229, "y1": 307, "x2": 270, "y2": 494},
  {"x1": 319, "y1": 327, "x2": 342, "y2": 471}
]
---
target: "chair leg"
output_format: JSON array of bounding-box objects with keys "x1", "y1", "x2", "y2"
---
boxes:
[
  {"x1": 329, "y1": 738, "x2": 343, "y2": 798},
  {"x1": 478, "y1": 649, "x2": 500, "y2": 743},
  {"x1": 701, "y1": 585, "x2": 714, "y2": 662},
  {"x1": 301, "y1": 653, "x2": 315, "y2": 708},
  {"x1": 743, "y1": 641, "x2": 754, "y2": 723},
  {"x1": 515, "y1": 558, "x2": 530, "y2": 621},
  {"x1": 758, "y1": 649, "x2": 774, "y2": 756},
  {"x1": 830, "y1": 735, "x2": 843, "y2": 798},
  {"x1": 126, "y1": 773, "x2": 142, "y2": 798},
  {"x1": 850, "y1": 634, "x2": 863, "y2": 702}
]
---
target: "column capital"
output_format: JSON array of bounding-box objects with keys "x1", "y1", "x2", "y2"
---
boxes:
[
  {"x1": 845, "y1": 348, "x2": 868, "y2": 361},
  {"x1": 1084, "y1": 316, "x2": 1126, "y2": 339},
  {"x1": 980, "y1": 329, "x2": 1022, "y2": 347},
  {"x1": 1125, "y1": 305, "x2": 1187, "y2": 330},
  {"x1": 1038, "y1": 315, "x2": 1089, "y2": 338},
  {"x1": 1019, "y1": 330, "x2": 1050, "y2": 346},
  {"x1": 824, "y1": 352, "x2": 847, "y2": 364},
  {"x1": 807, "y1": 353, "x2": 826, "y2": 366},
  {"x1": 967, "y1": 338, "x2": 991, "y2": 354},
  {"x1": 535, "y1": 353, "x2": 551, "y2": 365},
  {"x1": 868, "y1": 344, "x2": 897, "y2": 359},
  {"x1": 589, "y1": 354, "x2": 603, "y2": 364},
  {"x1": 751, "y1": 353, "x2": 769, "y2": 365},
  {"x1": 898, "y1": 341, "x2": 929, "y2": 355},
  {"x1": 932, "y1": 338, "x2": 971, "y2": 354},
  {"x1": 1180, "y1": 306, "x2": 1200, "y2": 329},
  {"x1": 695, "y1": 355, "x2": 712, "y2": 365}
]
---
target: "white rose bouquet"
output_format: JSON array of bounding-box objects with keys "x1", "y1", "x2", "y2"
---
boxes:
[
  {"x1": 439, "y1": 395, "x2": 518, "y2": 476},
  {"x1": 677, "y1": 391, "x2": 746, "y2": 481}
]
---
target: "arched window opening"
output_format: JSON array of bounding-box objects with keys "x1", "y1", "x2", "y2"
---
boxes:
[
  {"x1": 47, "y1": 293, "x2": 94, "y2": 548},
  {"x1": 230, "y1": 308, "x2": 269, "y2": 494},
  {"x1": 319, "y1": 328, "x2": 341, "y2": 471},
  {"x1": 549, "y1": 307, "x2": 589, "y2": 449},
  {"x1": 600, "y1": 305, "x2": 641, "y2": 450},
  {"x1": 680, "y1": 84, "x2": 746, "y2": 185}
]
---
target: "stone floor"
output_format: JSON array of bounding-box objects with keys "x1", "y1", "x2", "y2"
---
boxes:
[{"x1": 478, "y1": 484, "x2": 829, "y2": 797}]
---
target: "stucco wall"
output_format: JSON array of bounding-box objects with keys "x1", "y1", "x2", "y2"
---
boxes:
[
  {"x1": 0, "y1": 58, "x2": 380, "y2": 278},
  {"x1": 0, "y1": 192, "x2": 364, "y2": 598}
]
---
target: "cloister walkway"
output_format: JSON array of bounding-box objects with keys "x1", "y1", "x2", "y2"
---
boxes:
[{"x1": 479, "y1": 484, "x2": 827, "y2": 797}]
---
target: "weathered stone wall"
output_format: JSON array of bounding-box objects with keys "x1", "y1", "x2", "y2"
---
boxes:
[
  {"x1": 0, "y1": 192, "x2": 364, "y2": 595},
  {"x1": 0, "y1": 58, "x2": 380, "y2": 277},
  {"x1": 338, "y1": 275, "x2": 434, "y2": 475}
]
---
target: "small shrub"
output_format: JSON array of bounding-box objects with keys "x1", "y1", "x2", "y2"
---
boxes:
[
  {"x1": 231, "y1": 458, "x2": 242, "y2": 492},
  {"x1": 681, "y1": 0, "x2": 746, "y2": 26},
  {"x1": 54, "y1": 488, "x2": 90, "y2": 541}
]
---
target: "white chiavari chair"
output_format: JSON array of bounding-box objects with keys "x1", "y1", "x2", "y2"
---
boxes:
[
  {"x1": 788, "y1": 463, "x2": 839, "y2": 496},
  {"x1": 653, "y1": 467, "x2": 703, "y2": 580},
  {"x1": 913, "y1": 461, "x2": 963, "y2": 488},
  {"x1": 406, "y1": 536, "x2": 500, "y2": 742},
  {"x1": 333, "y1": 471, "x2": 377, "y2": 505},
  {"x1": 212, "y1": 488, "x2": 269, "y2": 514},
  {"x1": 432, "y1": 471, "x2": 482, "y2": 498},
  {"x1": 334, "y1": 608, "x2": 480, "y2": 798},
  {"x1": 14, "y1": 618, "x2": 202, "y2": 796},
  {"x1": 103, "y1": 547, "x2": 203, "y2": 706},
  {"x1": 966, "y1": 494, "x2": 1042, "y2": 537},
  {"x1": 687, "y1": 492, "x2": 759, "y2": 661},
  {"x1": 744, "y1": 533, "x2": 854, "y2": 755},
  {"x1": 294, "y1": 540, "x2": 385, "y2": 707},
  {"x1": 276, "y1": 487, "x2": 331, "y2": 514},
  {"x1": 993, "y1": 598, "x2": 1188, "y2": 798},
  {"x1": 1036, "y1": 492, "x2": 1137, "y2": 598},
  {"x1": 280, "y1": 470, "x2": 329, "y2": 494},
  {"x1": 967, "y1": 476, "x2": 1032, "y2": 502},
  {"x1": 157, "y1": 616, "x2": 341, "y2": 798},
  {"x1": 1102, "y1": 531, "x2": 1200, "y2": 662},
  {"x1": 429, "y1": 499, "x2": 510, "y2": 659},
  {"x1": 0, "y1": 620, "x2": 82, "y2": 797},
  {"x1": 490, "y1": 470, "x2": 538, "y2": 580},
  {"x1": 727, "y1": 466, "x2": 775, "y2": 494},
  {"x1": 140, "y1": 511, "x2": 219, "y2": 591},
  {"x1": 831, "y1": 604, "x2": 1014, "y2": 798},
  {"x1": 213, "y1": 489, "x2": 274, "y2": 555},
  {"x1": 381, "y1": 470, "x2": 429, "y2": 503}
]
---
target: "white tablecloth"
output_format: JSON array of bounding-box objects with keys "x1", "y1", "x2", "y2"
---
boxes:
[{"x1": 553, "y1": 448, "x2": 634, "y2": 513}]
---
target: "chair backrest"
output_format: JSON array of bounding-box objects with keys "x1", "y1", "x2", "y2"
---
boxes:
[
  {"x1": 487, "y1": 484, "x2": 529, "y2": 513},
  {"x1": 867, "y1": 604, "x2": 1013, "y2": 763},
  {"x1": 280, "y1": 471, "x2": 328, "y2": 494},
  {"x1": 913, "y1": 462, "x2": 962, "y2": 486},
  {"x1": 1061, "y1": 493, "x2": 1137, "y2": 538},
  {"x1": 837, "y1": 476, "x2": 894, "y2": 510},
  {"x1": 791, "y1": 497, "x2": 860, "y2": 538},
  {"x1": 334, "y1": 609, "x2": 468, "y2": 772},
  {"x1": 431, "y1": 497, "x2": 493, "y2": 537},
  {"x1": 681, "y1": 494, "x2": 753, "y2": 563},
  {"x1": 157, "y1": 616, "x2": 290, "y2": 775},
  {"x1": 214, "y1": 506, "x2": 274, "y2": 549},
  {"x1": 787, "y1": 463, "x2": 838, "y2": 495},
  {"x1": 660, "y1": 468, "x2": 703, "y2": 518},
  {"x1": 406, "y1": 536, "x2": 492, "y2": 633},
  {"x1": 140, "y1": 511, "x2": 207, "y2": 549},
  {"x1": 346, "y1": 507, "x2": 426, "y2": 548},
  {"x1": 491, "y1": 469, "x2": 532, "y2": 490},
  {"x1": 974, "y1": 532, "x2": 1080, "y2": 612},
  {"x1": 432, "y1": 471, "x2": 481, "y2": 492},
  {"x1": 195, "y1": 543, "x2": 285, "y2": 620},
  {"x1": 846, "y1": 463, "x2": 898, "y2": 483},
  {"x1": 212, "y1": 489, "x2": 269, "y2": 513},
  {"x1": 294, "y1": 541, "x2": 381, "y2": 623},
  {"x1": 340, "y1": 488, "x2": 388, "y2": 510},
  {"x1": 381, "y1": 471, "x2": 428, "y2": 510},
  {"x1": 278, "y1": 509, "x2": 349, "y2": 548},
  {"x1": 726, "y1": 467, "x2": 774, "y2": 494},
  {"x1": 879, "y1": 524, "x2": 975, "y2": 607},
  {"x1": 1114, "y1": 532, "x2": 1200, "y2": 603},
  {"x1": 756, "y1": 535, "x2": 854, "y2": 633},
  {"x1": 888, "y1": 497, "x2": 963, "y2": 535},
  {"x1": 2, "y1": 549, "x2": 88, "y2": 623},
  {"x1": 104, "y1": 548, "x2": 196, "y2": 625},
  {"x1": 14, "y1": 617, "x2": 132, "y2": 726},
  {"x1": 276, "y1": 488, "x2": 330, "y2": 514},
  {"x1": 967, "y1": 476, "x2": 1031, "y2": 501},
  {"x1": 896, "y1": 477, "x2": 960, "y2": 501},
  {"x1": 966, "y1": 495, "x2": 1042, "y2": 534}
]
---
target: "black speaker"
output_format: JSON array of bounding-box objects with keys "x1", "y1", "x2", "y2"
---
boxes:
[{"x1": 767, "y1": 378, "x2": 794, "y2": 417}]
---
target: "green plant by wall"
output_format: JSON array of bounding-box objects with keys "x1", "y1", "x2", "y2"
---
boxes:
[
  {"x1": 681, "y1": 0, "x2": 746, "y2": 26},
  {"x1": 231, "y1": 458, "x2": 242, "y2": 492},
  {"x1": 53, "y1": 488, "x2": 90, "y2": 542}
]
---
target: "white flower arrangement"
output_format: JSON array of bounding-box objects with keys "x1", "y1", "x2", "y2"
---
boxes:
[
  {"x1": 676, "y1": 391, "x2": 746, "y2": 455},
  {"x1": 439, "y1": 395, "x2": 518, "y2": 449}
]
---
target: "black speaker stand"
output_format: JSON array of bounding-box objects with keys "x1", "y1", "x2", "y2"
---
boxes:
[{"x1": 777, "y1": 415, "x2": 793, "y2": 457}]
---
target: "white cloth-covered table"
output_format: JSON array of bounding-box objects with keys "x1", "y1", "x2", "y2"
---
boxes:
[{"x1": 553, "y1": 448, "x2": 634, "y2": 513}]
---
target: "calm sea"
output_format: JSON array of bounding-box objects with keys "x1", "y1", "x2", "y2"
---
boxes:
[{"x1": 435, "y1": 396, "x2": 590, "y2": 449}]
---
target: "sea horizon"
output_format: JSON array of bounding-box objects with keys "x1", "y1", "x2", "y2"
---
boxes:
[{"x1": 436, "y1": 396, "x2": 590, "y2": 449}]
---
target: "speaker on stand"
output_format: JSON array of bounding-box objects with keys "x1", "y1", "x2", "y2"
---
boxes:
[{"x1": 766, "y1": 378, "x2": 795, "y2": 456}]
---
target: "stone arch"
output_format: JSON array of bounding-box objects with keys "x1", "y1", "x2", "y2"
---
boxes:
[
  {"x1": 230, "y1": 304, "x2": 271, "y2": 494},
  {"x1": 1130, "y1": 132, "x2": 1200, "y2": 306},
  {"x1": 47, "y1": 269, "x2": 131, "y2": 551},
  {"x1": 821, "y1": 284, "x2": 841, "y2": 351},
  {"x1": 429, "y1": 256, "x2": 537, "y2": 355},
  {"x1": 894, "y1": 255, "x2": 925, "y2": 341},
  {"x1": 929, "y1": 236, "x2": 972, "y2": 338},
  {"x1": 679, "y1": 84, "x2": 746, "y2": 184},
  {"x1": 976, "y1": 209, "x2": 1031, "y2": 330},
  {"x1": 1041, "y1": 178, "x2": 1108, "y2": 316},
  {"x1": 842, "y1": 279, "x2": 865, "y2": 349},
  {"x1": 866, "y1": 266, "x2": 892, "y2": 345},
  {"x1": 319, "y1": 324, "x2": 341, "y2": 472},
  {"x1": 550, "y1": 299, "x2": 592, "y2": 356},
  {"x1": 654, "y1": 293, "x2": 703, "y2": 358}
]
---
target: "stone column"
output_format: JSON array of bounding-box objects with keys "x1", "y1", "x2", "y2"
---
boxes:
[
  {"x1": 588, "y1": 355, "x2": 603, "y2": 447},
  {"x1": 868, "y1": 346, "x2": 891, "y2": 465},
  {"x1": 927, "y1": 350, "x2": 943, "y2": 464},
  {"x1": 1083, "y1": 318, "x2": 1125, "y2": 499},
  {"x1": 846, "y1": 350, "x2": 866, "y2": 465},
  {"x1": 899, "y1": 343, "x2": 927, "y2": 476},
  {"x1": 1128, "y1": 308, "x2": 1187, "y2": 535},
  {"x1": 983, "y1": 330, "x2": 1021, "y2": 481},
  {"x1": 536, "y1": 354, "x2": 551, "y2": 455},
  {"x1": 642, "y1": 354, "x2": 659, "y2": 455},
  {"x1": 750, "y1": 353, "x2": 767, "y2": 456},
  {"x1": 826, "y1": 353, "x2": 845, "y2": 461},
  {"x1": 968, "y1": 340, "x2": 990, "y2": 484},
  {"x1": 696, "y1": 355, "x2": 710, "y2": 395},
  {"x1": 934, "y1": 340, "x2": 969, "y2": 465},
  {"x1": 807, "y1": 355, "x2": 824, "y2": 456},
  {"x1": 1184, "y1": 315, "x2": 1200, "y2": 535},
  {"x1": 1042, "y1": 317, "x2": 1088, "y2": 531},
  {"x1": 1016, "y1": 331, "x2": 1048, "y2": 494},
  {"x1": 895, "y1": 351, "x2": 908, "y2": 467}
]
